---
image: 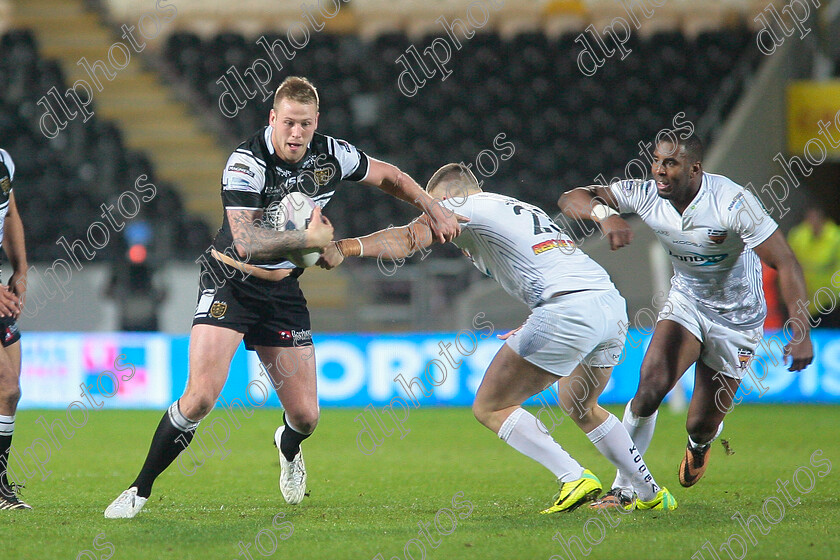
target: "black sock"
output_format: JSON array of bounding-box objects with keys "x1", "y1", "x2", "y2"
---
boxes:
[
  {"x1": 280, "y1": 414, "x2": 311, "y2": 462},
  {"x1": 131, "y1": 410, "x2": 195, "y2": 498},
  {"x1": 0, "y1": 434, "x2": 11, "y2": 495}
]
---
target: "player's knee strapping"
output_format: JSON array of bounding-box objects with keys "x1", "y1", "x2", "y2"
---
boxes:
[
  {"x1": 168, "y1": 400, "x2": 205, "y2": 456},
  {"x1": 169, "y1": 401, "x2": 211, "y2": 476},
  {"x1": 168, "y1": 400, "x2": 200, "y2": 433},
  {"x1": 172, "y1": 399, "x2": 236, "y2": 462}
]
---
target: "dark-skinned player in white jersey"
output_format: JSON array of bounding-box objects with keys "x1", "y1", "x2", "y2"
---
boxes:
[
  {"x1": 105, "y1": 77, "x2": 459, "y2": 518},
  {"x1": 323, "y1": 163, "x2": 677, "y2": 513},
  {"x1": 558, "y1": 134, "x2": 813, "y2": 508}
]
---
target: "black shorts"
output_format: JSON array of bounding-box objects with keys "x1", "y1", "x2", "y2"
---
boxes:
[
  {"x1": 0, "y1": 316, "x2": 20, "y2": 347},
  {"x1": 192, "y1": 256, "x2": 312, "y2": 350}
]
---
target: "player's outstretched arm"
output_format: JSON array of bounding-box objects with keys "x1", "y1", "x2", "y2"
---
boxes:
[
  {"x1": 335, "y1": 215, "x2": 436, "y2": 263},
  {"x1": 558, "y1": 186, "x2": 633, "y2": 250},
  {"x1": 361, "y1": 158, "x2": 459, "y2": 243},
  {"x1": 753, "y1": 230, "x2": 814, "y2": 371},
  {"x1": 228, "y1": 207, "x2": 333, "y2": 262},
  {"x1": 3, "y1": 192, "x2": 26, "y2": 317}
]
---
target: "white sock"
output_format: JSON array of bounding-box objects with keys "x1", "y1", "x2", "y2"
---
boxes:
[
  {"x1": 612, "y1": 400, "x2": 658, "y2": 492},
  {"x1": 588, "y1": 413, "x2": 659, "y2": 501},
  {"x1": 0, "y1": 415, "x2": 13, "y2": 437},
  {"x1": 168, "y1": 401, "x2": 200, "y2": 431},
  {"x1": 689, "y1": 422, "x2": 724, "y2": 449},
  {"x1": 498, "y1": 408, "x2": 584, "y2": 483}
]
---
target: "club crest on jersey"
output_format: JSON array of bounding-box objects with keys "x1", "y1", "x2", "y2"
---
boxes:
[
  {"x1": 314, "y1": 167, "x2": 333, "y2": 186},
  {"x1": 531, "y1": 239, "x2": 574, "y2": 255},
  {"x1": 707, "y1": 229, "x2": 728, "y2": 244},
  {"x1": 210, "y1": 301, "x2": 228, "y2": 319},
  {"x1": 0, "y1": 176, "x2": 9, "y2": 195},
  {"x1": 737, "y1": 348, "x2": 754, "y2": 370}
]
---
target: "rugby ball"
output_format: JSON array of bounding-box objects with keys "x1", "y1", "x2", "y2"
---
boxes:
[{"x1": 267, "y1": 192, "x2": 322, "y2": 268}]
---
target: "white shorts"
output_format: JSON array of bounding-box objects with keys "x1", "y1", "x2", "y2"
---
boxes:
[
  {"x1": 505, "y1": 289, "x2": 627, "y2": 377},
  {"x1": 658, "y1": 290, "x2": 763, "y2": 379}
]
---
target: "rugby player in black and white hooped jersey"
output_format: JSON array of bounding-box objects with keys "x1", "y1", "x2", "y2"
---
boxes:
[
  {"x1": 327, "y1": 163, "x2": 678, "y2": 512},
  {"x1": 559, "y1": 134, "x2": 813, "y2": 508},
  {"x1": 0, "y1": 148, "x2": 31, "y2": 510},
  {"x1": 105, "y1": 77, "x2": 460, "y2": 518}
]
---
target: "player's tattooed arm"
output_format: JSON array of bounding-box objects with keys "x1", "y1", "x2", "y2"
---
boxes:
[
  {"x1": 336, "y1": 214, "x2": 437, "y2": 261},
  {"x1": 228, "y1": 208, "x2": 333, "y2": 262}
]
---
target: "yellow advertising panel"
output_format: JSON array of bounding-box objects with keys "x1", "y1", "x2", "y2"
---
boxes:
[{"x1": 787, "y1": 81, "x2": 840, "y2": 157}]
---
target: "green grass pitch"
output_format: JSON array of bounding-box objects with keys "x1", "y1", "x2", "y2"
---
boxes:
[{"x1": 5, "y1": 405, "x2": 839, "y2": 560}]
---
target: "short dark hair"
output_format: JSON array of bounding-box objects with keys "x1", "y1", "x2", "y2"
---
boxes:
[
  {"x1": 657, "y1": 133, "x2": 704, "y2": 163},
  {"x1": 273, "y1": 76, "x2": 319, "y2": 110},
  {"x1": 680, "y1": 134, "x2": 704, "y2": 163}
]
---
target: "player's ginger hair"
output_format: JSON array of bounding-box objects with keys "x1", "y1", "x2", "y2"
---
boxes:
[
  {"x1": 273, "y1": 76, "x2": 319, "y2": 110},
  {"x1": 425, "y1": 163, "x2": 482, "y2": 200}
]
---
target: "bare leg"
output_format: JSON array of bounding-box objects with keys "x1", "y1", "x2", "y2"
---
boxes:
[
  {"x1": 130, "y1": 325, "x2": 243, "y2": 497},
  {"x1": 0, "y1": 341, "x2": 21, "y2": 496},
  {"x1": 256, "y1": 344, "x2": 319, "y2": 459},
  {"x1": 686, "y1": 360, "x2": 739, "y2": 445},
  {"x1": 613, "y1": 320, "x2": 700, "y2": 492},
  {"x1": 632, "y1": 320, "x2": 702, "y2": 417}
]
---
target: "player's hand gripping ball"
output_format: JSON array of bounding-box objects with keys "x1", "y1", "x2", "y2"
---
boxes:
[{"x1": 267, "y1": 192, "x2": 323, "y2": 268}]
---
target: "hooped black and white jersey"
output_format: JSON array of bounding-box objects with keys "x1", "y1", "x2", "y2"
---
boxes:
[
  {"x1": 0, "y1": 149, "x2": 15, "y2": 246},
  {"x1": 212, "y1": 127, "x2": 369, "y2": 269},
  {"x1": 440, "y1": 193, "x2": 616, "y2": 309}
]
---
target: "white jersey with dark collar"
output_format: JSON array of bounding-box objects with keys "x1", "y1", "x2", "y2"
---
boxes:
[
  {"x1": 608, "y1": 173, "x2": 778, "y2": 329},
  {"x1": 0, "y1": 149, "x2": 15, "y2": 246},
  {"x1": 440, "y1": 193, "x2": 615, "y2": 309}
]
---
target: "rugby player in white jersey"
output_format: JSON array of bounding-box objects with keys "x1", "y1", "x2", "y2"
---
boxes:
[
  {"x1": 0, "y1": 149, "x2": 30, "y2": 510},
  {"x1": 324, "y1": 163, "x2": 677, "y2": 512},
  {"x1": 558, "y1": 134, "x2": 813, "y2": 508}
]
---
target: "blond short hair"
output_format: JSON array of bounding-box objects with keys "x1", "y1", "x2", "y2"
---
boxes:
[
  {"x1": 426, "y1": 163, "x2": 481, "y2": 199},
  {"x1": 273, "y1": 76, "x2": 319, "y2": 110}
]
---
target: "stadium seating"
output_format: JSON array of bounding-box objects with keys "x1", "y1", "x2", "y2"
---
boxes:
[
  {"x1": 1, "y1": 22, "x2": 759, "y2": 261},
  {"x1": 0, "y1": 29, "x2": 211, "y2": 262},
  {"x1": 162, "y1": 27, "x2": 759, "y2": 241}
]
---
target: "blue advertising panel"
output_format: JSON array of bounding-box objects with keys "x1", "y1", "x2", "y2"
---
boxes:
[{"x1": 16, "y1": 330, "x2": 840, "y2": 409}]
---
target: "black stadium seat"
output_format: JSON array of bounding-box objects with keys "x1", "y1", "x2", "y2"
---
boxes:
[
  {"x1": 2, "y1": 25, "x2": 758, "y2": 263},
  {"x1": 0, "y1": 29, "x2": 207, "y2": 262}
]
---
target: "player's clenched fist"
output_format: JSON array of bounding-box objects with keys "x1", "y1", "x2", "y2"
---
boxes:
[
  {"x1": 427, "y1": 203, "x2": 461, "y2": 243},
  {"x1": 785, "y1": 337, "x2": 814, "y2": 372},
  {"x1": 305, "y1": 206, "x2": 334, "y2": 249},
  {"x1": 0, "y1": 285, "x2": 20, "y2": 318},
  {"x1": 599, "y1": 215, "x2": 634, "y2": 250},
  {"x1": 318, "y1": 242, "x2": 344, "y2": 270}
]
